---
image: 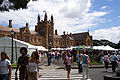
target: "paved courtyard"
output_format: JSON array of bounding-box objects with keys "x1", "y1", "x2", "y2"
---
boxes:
[{"x1": 11, "y1": 58, "x2": 115, "y2": 80}]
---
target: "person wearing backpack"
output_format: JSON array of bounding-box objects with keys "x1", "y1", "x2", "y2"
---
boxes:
[
  {"x1": 117, "y1": 51, "x2": 120, "y2": 70},
  {"x1": 80, "y1": 51, "x2": 91, "y2": 79},
  {"x1": 110, "y1": 52, "x2": 117, "y2": 72},
  {"x1": 77, "y1": 50, "x2": 82, "y2": 73}
]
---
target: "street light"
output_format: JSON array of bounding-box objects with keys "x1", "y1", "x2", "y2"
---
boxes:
[{"x1": 11, "y1": 29, "x2": 14, "y2": 64}]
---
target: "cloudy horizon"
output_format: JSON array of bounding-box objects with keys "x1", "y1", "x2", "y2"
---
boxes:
[{"x1": 0, "y1": 0, "x2": 120, "y2": 44}]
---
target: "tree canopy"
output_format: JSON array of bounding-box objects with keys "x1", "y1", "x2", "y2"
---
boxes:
[
  {"x1": 93, "y1": 39, "x2": 120, "y2": 49},
  {"x1": 0, "y1": 0, "x2": 37, "y2": 11}
]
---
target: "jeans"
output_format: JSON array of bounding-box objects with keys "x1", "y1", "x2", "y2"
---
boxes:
[
  {"x1": 78, "y1": 62, "x2": 82, "y2": 73},
  {"x1": 111, "y1": 61, "x2": 117, "y2": 72},
  {"x1": 48, "y1": 58, "x2": 51, "y2": 65},
  {"x1": 0, "y1": 73, "x2": 9, "y2": 80},
  {"x1": 82, "y1": 64, "x2": 89, "y2": 79},
  {"x1": 104, "y1": 61, "x2": 109, "y2": 70}
]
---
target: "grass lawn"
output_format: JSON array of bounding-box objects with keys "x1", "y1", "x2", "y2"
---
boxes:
[{"x1": 91, "y1": 60, "x2": 103, "y2": 65}]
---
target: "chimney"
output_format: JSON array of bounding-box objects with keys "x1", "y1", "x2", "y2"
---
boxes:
[
  {"x1": 63, "y1": 31, "x2": 65, "y2": 35},
  {"x1": 26, "y1": 23, "x2": 29, "y2": 27},
  {"x1": 9, "y1": 20, "x2": 12, "y2": 28},
  {"x1": 55, "y1": 30, "x2": 58, "y2": 35},
  {"x1": 70, "y1": 33, "x2": 72, "y2": 37}
]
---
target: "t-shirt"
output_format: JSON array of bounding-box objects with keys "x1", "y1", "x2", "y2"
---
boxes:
[
  {"x1": 117, "y1": 55, "x2": 120, "y2": 62},
  {"x1": 28, "y1": 62, "x2": 38, "y2": 72},
  {"x1": 0, "y1": 59, "x2": 11, "y2": 74},
  {"x1": 110, "y1": 55, "x2": 117, "y2": 61},
  {"x1": 82, "y1": 55, "x2": 87, "y2": 64},
  {"x1": 18, "y1": 56, "x2": 29, "y2": 71},
  {"x1": 66, "y1": 56, "x2": 71, "y2": 65}
]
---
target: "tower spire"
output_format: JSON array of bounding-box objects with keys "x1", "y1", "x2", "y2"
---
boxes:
[
  {"x1": 38, "y1": 14, "x2": 40, "y2": 23},
  {"x1": 51, "y1": 14, "x2": 54, "y2": 23},
  {"x1": 43, "y1": 10, "x2": 47, "y2": 21}
]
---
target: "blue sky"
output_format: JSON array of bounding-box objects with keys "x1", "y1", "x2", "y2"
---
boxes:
[
  {"x1": 0, "y1": 0, "x2": 120, "y2": 43},
  {"x1": 90, "y1": 0, "x2": 120, "y2": 30}
]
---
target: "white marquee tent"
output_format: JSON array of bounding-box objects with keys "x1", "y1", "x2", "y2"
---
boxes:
[
  {"x1": 93, "y1": 45, "x2": 118, "y2": 51},
  {"x1": 0, "y1": 37, "x2": 47, "y2": 61}
]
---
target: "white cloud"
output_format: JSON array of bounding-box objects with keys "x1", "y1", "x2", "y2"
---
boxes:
[
  {"x1": 1, "y1": 0, "x2": 117, "y2": 43},
  {"x1": 101, "y1": 6, "x2": 108, "y2": 9},
  {"x1": 118, "y1": 16, "x2": 120, "y2": 18},
  {"x1": 91, "y1": 27, "x2": 120, "y2": 43},
  {"x1": 105, "y1": 0, "x2": 112, "y2": 1}
]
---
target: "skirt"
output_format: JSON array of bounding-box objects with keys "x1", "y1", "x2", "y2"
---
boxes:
[{"x1": 28, "y1": 71, "x2": 38, "y2": 80}]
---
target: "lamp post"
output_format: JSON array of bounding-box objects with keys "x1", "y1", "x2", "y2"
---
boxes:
[{"x1": 11, "y1": 29, "x2": 14, "y2": 64}]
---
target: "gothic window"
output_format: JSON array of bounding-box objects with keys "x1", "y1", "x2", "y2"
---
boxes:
[
  {"x1": 48, "y1": 27, "x2": 51, "y2": 36},
  {"x1": 56, "y1": 40, "x2": 57, "y2": 44},
  {"x1": 67, "y1": 41, "x2": 69, "y2": 45},
  {"x1": 31, "y1": 37, "x2": 33, "y2": 42},
  {"x1": 17, "y1": 35, "x2": 19, "y2": 40},
  {"x1": 34, "y1": 37, "x2": 36, "y2": 42},
  {"x1": 71, "y1": 42, "x2": 72, "y2": 45},
  {"x1": 38, "y1": 38, "x2": 40, "y2": 42},
  {"x1": 59, "y1": 40, "x2": 61, "y2": 45},
  {"x1": 25, "y1": 36, "x2": 29, "y2": 42}
]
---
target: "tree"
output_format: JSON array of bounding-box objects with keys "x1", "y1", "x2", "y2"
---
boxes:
[
  {"x1": 93, "y1": 39, "x2": 117, "y2": 49},
  {"x1": 115, "y1": 40, "x2": 120, "y2": 49},
  {"x1": 0, "y1": 0, "x2": 37, "y2": 11}
]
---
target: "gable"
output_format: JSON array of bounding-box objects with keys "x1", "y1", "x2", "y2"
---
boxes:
[{"x1": 20, "y1": 26, "x2": 30, "y2": 34}]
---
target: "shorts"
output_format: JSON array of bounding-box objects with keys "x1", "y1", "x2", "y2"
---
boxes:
[{"x1": 66, "y1": 65, "x2": 71, "y2": 71}]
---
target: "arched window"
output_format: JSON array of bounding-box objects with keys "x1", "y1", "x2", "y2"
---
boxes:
[
  {"x1": 38, "y1": 38, "x2": 40, "y2": 42},
  {"x1": 17, "y1": 35, "x2": 19, "y2": 40},
  {"x1": 34, "y1": 37, "x2": 36, "y2": 42}
]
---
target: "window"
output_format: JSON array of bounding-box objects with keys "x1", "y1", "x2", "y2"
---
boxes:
[
  {"x1": 25, "y1": 36, "x2": 29, "y2": 42},
  {"x1": 34, "y1": 37, "x2": 36, "y2": 42},
  {"x1": 38, "y1": 38, "x2": 40, "y2": 42},
  {"x1": 17, "y1": 36, "x2": 19, "y2": 40},
  {"x1": 71, "y1": 42, "x2": 72, "y2": 45},
  {"x1": 31, "y1": 37, "x2": 33, "y2": 42},
  {"x1": 56, "y1": 40, "x2": 57, "y2": 44},
  {"x1": 67, "y1": 41, "x2": 69, "y2": 45}
]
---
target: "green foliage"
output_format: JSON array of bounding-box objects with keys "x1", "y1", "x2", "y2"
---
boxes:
[
  {"x1": 91, "y1": 60, "x2": 103, "y2": 65},
  {"x1": 11, "y1": 62, "x2": 17, "y2": 67},
  {"x1": 93, "y1": 39, "x2": 120, "y2": 49},
  {"x1": 116, "y1": 70, "x2": 120, "y2": 77}
]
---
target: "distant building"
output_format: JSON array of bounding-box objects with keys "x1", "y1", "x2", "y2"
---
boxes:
[{"x1": 0, "y1": 13, "x2": 93, "y2": 49}]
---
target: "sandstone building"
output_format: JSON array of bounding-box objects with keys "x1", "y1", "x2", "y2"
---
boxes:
[{"x1": 0, "y1": 13, "x2": 93, "y2": 49}]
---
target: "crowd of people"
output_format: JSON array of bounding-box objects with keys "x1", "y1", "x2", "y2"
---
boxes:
[{"x1": 0, "y1": 47, "x2": 120, "y2": 80}]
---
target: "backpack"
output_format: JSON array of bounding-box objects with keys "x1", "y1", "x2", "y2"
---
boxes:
[{"x1": 35, "y1": 52, "x2": 39, "y2": 60}]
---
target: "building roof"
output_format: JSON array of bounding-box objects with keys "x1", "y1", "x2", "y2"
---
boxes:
[
  {"x1": 0, "y1": 25, "x2": 20, "y2": 32},
  {"x1": 0, "y1": 25, "x2": 11, "y2": 32},
  {"x1": 54, "y1": 35, "x2": 62, "y2": 38},
  {"x1": 30, "y1": 31, "x2": 37, "y2": 35},
  {"x1": 72, "y1": 32, "x2": 89, "y2": 41},
  {"x1": 0, "y1": 25, "x2": 37, "y2": 34},
  {"x1": 61, "y1": 35, "x2": 74, "y2": 40}
]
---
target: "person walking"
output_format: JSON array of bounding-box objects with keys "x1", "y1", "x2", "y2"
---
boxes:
[
  {"x1": 103, "y1": 52, "x2": 109, "y2": 72},
  {"x1": 0, "y1": 51, "x2": 11, "y2": 80},
  {"x1": 65, "y1": 52, "x2": 72, "y2": 80},
  {"x1": 77, "y1": 50, "x2": 82, "y2": 73},
  {"x1": 15, "y1": 47, "x2": 29, "y2": 80},
  {"x1": 117, "y1": 51, "x2": 120, "y2": 70},
  {"x1": 110, "y1": 52, "x2": 117, "y2": 72},
  {"x1": 47, "y1": 50, "x2": 52, "y2": 66},
  {"x1": 27, "y1": 51, "x2": 40, "y2": 80},
  {"x1": 80, "y1": 51, "x2": 91, "y2": 79}
]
